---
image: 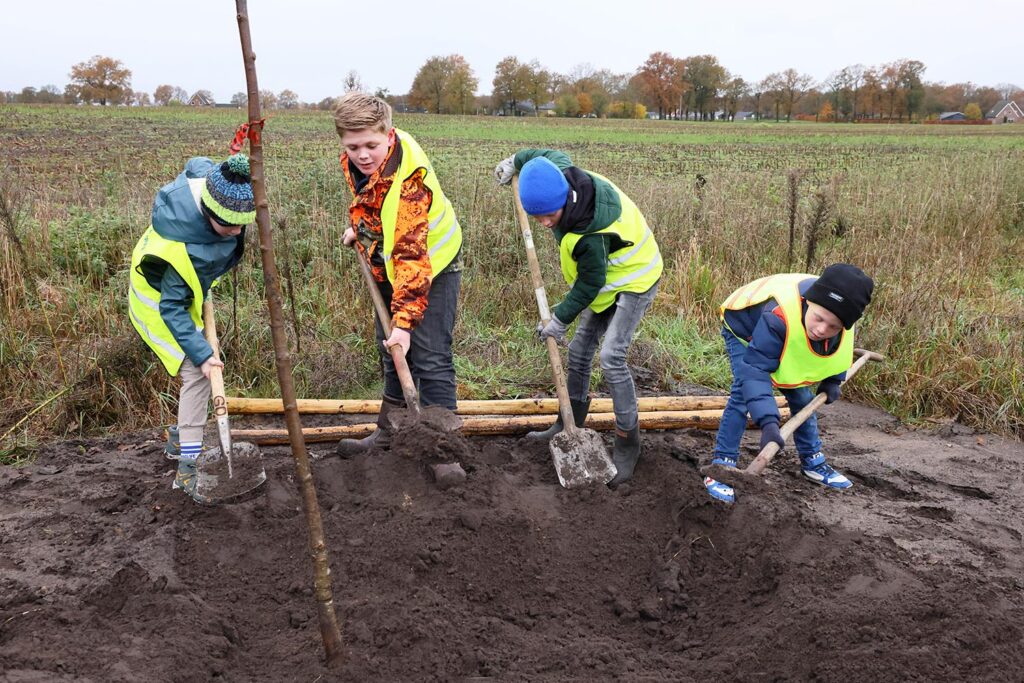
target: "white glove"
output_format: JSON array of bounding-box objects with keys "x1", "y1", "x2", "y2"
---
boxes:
[
  {"x1": 494, "y1": 156, "x2": 516, "y2": 185},
  {"x1": 536, "y1": 316, "x2": 568, "y2": 345}
]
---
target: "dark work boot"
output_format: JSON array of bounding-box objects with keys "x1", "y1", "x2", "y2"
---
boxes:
[
  {"x1": 335, "y1": 397, "x2": 402, "y2": 458},
  {"x1": 609, "y1": 424, "x2": 641, "y2": 487},
  {"x1": 525, "y1": 397, "x2": 590, "y2": 441}
]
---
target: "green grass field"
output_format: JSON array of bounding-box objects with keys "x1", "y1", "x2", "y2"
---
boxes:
[{"x1": 1, "y1": 105, "x2": 1022, "y2": 460}]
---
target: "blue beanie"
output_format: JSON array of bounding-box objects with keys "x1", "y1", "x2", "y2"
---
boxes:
[
  {"x1": 201, "y1": 153, "x2": 256, "y2": 225},
  {"x1": 518, "y1": 157, "x2": 569, "y2": 215}
]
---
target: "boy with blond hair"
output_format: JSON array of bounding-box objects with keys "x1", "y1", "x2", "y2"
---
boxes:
[{"x1": 332, "y1": 93, "x2": 463, "y2": 455}]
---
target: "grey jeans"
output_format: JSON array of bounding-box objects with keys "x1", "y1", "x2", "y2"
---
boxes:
[
  {"x1": 177, "y1": 358, "x2": 210, "y2": 443},
  {"x1": 565, "y1": 281, "x2": 659, "y2": 431},
  {"x1": 374, "y1": 269, "x2": 461, "y2": 410}
]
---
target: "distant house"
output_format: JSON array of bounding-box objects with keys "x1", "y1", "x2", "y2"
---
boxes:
[
  {"x1": 537, "y1": 101, "x2": 557, "y2": 116},
  {"x1": 188, "y1": 91, "x2": 215, "y2": 107},
  {"x1": 939, "y1": 111, "x2": 966, "y2": 121},
  {"x1": 734, "y1": 111, "x2": 756, "y2": 121},
  {"x1": 986, "y1": 100, "x2": 1023, "y2": 124}
]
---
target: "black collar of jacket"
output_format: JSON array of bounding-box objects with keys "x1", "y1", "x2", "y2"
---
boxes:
[{"x1": 557, "y1": 166, "x2": 596, "y2": 231}]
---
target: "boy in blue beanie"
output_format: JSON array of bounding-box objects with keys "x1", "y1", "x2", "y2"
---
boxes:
[
  {"x1": 495, "y1": 150, "x2": 662, "y2": 485},
  {"x1": 128, "y1": 154, "x2": 255, "y2": 503},
  {"x1": 703, "y1": 264, "x2": 874, "y2": 504}
]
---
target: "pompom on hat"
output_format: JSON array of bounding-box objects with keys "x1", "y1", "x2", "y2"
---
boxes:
[
  {"x1": 804, "y1": 263, "x2": 874, "y2": 329},
  {"x1": 517, "y1": 157, "x2": 569, "y2": 216},
  {"x1": 201, "y1": 153, "x2": 256, "y2": 226}
]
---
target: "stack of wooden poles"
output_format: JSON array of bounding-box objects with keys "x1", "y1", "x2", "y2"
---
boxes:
[{"x1": 227, "y1": 396, "x2": 789, "y2": 445}]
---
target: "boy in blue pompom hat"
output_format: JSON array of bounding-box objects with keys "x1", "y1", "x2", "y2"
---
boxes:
[
  {"x1": 127, "y1": 153, "x2": 255, "y2": 503},
  {"x1": 494, "y1": 150, "x2": 663, "y2": 486}
]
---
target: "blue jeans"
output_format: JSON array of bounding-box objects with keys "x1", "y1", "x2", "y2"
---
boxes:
[
  {"x1": 713, "y1": 327, "x2": 823, "y2": 461},
  {"x1": 374, "y1": 270, "x2": 460, "y2": 410},
  {"x1": 566, "y1": 282, "x2": 659, "y2": 431}
]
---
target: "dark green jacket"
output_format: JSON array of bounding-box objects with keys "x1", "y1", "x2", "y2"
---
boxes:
[{"x1": 513, "y1": 149, "x2": 627, "y2": 323}]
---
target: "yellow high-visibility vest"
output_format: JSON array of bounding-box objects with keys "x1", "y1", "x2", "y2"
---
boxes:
[
  {"x1": 379, "y1": 128, "x2": 462, "y2": 283},
  {"x1": 558, "y1": 173, "x2": 662, "y2": 313},
  {"x1": 128, "y1": 226, "x2": 204, "y2": 376},
  {"x1": 721, "y1": 273, "x2": 854, "y2": 388}
]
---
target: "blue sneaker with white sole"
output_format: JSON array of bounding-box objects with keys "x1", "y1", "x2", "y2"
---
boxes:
[
  {"x1": 704, "y1": 456, "x2": 737, "y2": 504},
  {"x1": 800, "y1": 453, "x2": 852, "y2": 489}
]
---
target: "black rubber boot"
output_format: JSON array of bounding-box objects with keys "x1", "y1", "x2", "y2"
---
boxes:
[
  {"x1": 609, "y1": 424, "x2": 641, "y2": 487},
  {"x1": 335, "y1": 397, "x2": 401, "y2": 458},
  {"x1": 525, "y1": 398, "x2": 590, "y2": 441}
]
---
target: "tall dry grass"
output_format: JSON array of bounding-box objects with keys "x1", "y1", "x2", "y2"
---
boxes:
[{"x1": 0, "y1": 105, "x2": 1021, "y2": 459}]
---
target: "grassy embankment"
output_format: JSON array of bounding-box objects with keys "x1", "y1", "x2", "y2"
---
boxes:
[{"x1": 1, "y1": 105, "x2": 1022, "y2": 462}]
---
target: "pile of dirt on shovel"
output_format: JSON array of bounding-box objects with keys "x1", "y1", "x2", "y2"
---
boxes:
[{"x1": 1, "y1": 401, "x2": 1023, "y2": 681}]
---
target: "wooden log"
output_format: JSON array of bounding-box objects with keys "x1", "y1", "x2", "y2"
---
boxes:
[
  {"x1": 226, "y1": 395, "x2": 787, "y2": 416},
  {"x1": 231, "y1": 408, "x2": 790, "y2": 445}
]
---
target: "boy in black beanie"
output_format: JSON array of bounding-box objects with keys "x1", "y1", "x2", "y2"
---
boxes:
[{"x1": 704, "y1": 263, "x2": 874, "y2": 504}]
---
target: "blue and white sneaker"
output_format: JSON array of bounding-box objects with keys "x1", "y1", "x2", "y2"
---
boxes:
[
  {"x1": 704, "y1": 456, "x2": 737, "y2": 504},
  {"x1": 800, "y1": 453, "x2": 852, "y2": 489}
]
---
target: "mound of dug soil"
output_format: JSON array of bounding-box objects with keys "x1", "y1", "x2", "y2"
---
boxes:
[{"x1": 2, "y1": 402, "x2": 1022, "y2": 681}]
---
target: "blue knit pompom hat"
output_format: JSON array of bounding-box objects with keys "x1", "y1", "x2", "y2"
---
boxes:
[
  {"x1": 201, "y1": 153, "x2": 256, "y2": 226},
  {"x1": 518, "y1": 157, "x2": 569, "y2": 216}
]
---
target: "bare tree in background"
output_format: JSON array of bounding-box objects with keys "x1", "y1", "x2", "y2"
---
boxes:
[
  {"x1": 343, "y1": 70, "x2": 363, "y2": 93},
  {"x1": 278, "y1": 89, "x2": 299, "y2": 109},
  {"x1": 154, "y1": 84, "x2": 188, "y2": 105},
  {"x1": 778, "y1": 68, "x2": 814, "y2": 121},
  {"x1": 492, "y1": 56, "x2": 530, "y2": 115}
]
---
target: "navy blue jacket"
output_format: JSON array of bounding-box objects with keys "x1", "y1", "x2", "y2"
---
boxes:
[{"x1": 723, "y1": 277, "x2": 846, "y2": 427}]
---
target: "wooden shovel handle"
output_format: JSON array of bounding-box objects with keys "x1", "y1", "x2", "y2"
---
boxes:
[
  {"x1": 352, "y1": 244, "x2": 420, "y2": 413},
  {"x1": 512, "y1": 176, "x2": 577, "y2": 433},
  {"x1": 746, "y1": 348, "x2": 884, "y2": 475},
  {"x1": 202, "y1": 297, "x2": 234, "y2": 477},
  {"x1": 202, "y1": 299, "x2": 228, "y2": 419}
]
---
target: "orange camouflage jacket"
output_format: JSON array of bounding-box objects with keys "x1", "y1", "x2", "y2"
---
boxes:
[{"x1": 341, "y1": 139, "x2": 439, "y2": 331}]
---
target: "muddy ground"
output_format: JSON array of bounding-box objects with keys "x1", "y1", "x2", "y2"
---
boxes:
[{"x1": 1, "y1": 400, "x2": 1022, "y2": 682}]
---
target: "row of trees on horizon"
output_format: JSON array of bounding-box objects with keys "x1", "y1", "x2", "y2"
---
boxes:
[{"x1": 5, "y1": 53, "x2": 1022, "y2": 122}]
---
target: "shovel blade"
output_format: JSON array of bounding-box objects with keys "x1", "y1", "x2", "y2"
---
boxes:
[
  {"x1": 550, "y1": 428, "x2": 617, "y2": 488},
  {"x1": 193, "y1": 441, "x2": 267, "y2": 505}
]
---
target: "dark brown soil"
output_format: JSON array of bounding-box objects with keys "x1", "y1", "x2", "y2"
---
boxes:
[{"x1": 2, "y1": 402, "x2": 1023, "y2": 682}]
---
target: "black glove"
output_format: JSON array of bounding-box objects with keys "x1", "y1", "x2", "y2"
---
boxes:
[
  {"x1": 817, "y1": 378, "x2": 842, "y2": 405},
  {"x1": 759, "y1": 421, "x2": 785, "y2": 451}
]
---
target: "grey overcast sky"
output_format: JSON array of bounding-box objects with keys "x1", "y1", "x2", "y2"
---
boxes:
[{"x1": 2, "y1": 0, "x2": 1021, "y2": 102}]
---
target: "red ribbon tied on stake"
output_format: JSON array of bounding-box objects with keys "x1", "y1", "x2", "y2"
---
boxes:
[{"x1": 229, "y1": 118, "x2": 267, "y2": 155}]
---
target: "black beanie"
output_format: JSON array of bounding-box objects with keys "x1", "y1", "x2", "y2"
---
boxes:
[{"x1": 804, "y1": 263, "x2": 874, "y2": 329}]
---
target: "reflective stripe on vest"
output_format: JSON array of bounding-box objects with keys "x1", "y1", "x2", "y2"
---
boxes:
[
  {"x1": 559, "y1": 173, "x2": 662, "y2": 313},
  {"x1": 127, "y1": 226, "x2": 204, "y2": 376},
  {"x1": 720, "y1": 273, "x2": 855, "y2": 388},
  {"x1": 380, "y1": 129, "x2": 462, "y2": 283}
]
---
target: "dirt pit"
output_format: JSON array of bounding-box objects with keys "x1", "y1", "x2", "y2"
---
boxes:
[{"x1": 2, "y1": 401, "x2": 1023, "y2": 682}]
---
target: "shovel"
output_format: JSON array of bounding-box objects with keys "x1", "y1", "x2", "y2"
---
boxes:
[
  {"x1": 351, "y1": 245, "x2": 462, "y2": 434},
  {"x1": 701, "y1": 348, "x2": 884, "y2": 491},
  {"x1": 191, "y1": 298, "x2": 268, "y2": 505},
  {"x1": 512, "y1": 176, "x2": 617, "y2": 488}
]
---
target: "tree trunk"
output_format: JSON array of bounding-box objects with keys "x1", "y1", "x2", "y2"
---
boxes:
[{"x1": 235, "y1": 0, "x2": 344, "y2": 665}]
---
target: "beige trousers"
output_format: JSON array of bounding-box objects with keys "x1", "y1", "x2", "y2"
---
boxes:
[{"x1": 177, "y1": 358, "x2": 210, "y2": 443}]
